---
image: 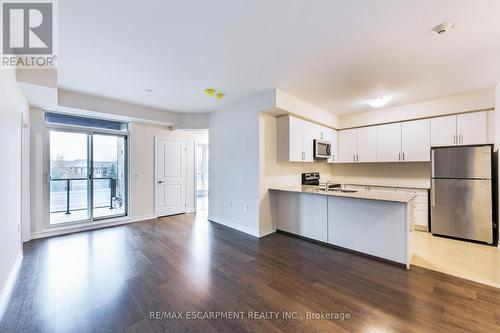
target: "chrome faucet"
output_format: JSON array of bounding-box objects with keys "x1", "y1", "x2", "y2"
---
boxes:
[{"x1": 325, "y1": 180, "x2": 332, "y2": 192}]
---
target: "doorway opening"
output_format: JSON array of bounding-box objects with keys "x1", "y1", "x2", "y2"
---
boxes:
[{"x1": 196, "y1": 142, "x2": 209, "y2": 211}]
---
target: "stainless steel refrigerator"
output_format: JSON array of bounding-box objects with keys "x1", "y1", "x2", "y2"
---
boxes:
[{"x1": 431, "y1": 145, "x2": 494, "y2": 244}]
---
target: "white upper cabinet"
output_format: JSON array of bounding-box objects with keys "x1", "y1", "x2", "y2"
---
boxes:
[
  {"x1": 325, "y1": 128, "x2": 338, "y2": 163},
  {"x1": 402, "y1": 119, "x2": 430, "y2": 162},
  {"x1": 376, "y1": 123, "x2": 402, "y2": 162},
  {"x1": 431, "y1": 115, "x2": 456, "y2": 147},
  {"x1": 284, "y1": 115, "x2": 304, "y2": 162},
  {"x1": 457, "y1": 111, "x2": 488, "y2": 145},
  {"x1": 301, "y1": 120, "x2": 318, "y2": 162},
  {"x1": 431, "y1": 111, "x2": 489, "y2": 147},
  {"x1": 356, "y1": 126, "x2": 377, "y2": 162},
  {"x1": 279, "y1": 111, "x2": 489, "y2": 165},
  {"x1": 339, "y1": 129, "x2": 357, "y2": 163},
  {"x1": 277, "y1": 115, "x2": 336, "y2": 163}
]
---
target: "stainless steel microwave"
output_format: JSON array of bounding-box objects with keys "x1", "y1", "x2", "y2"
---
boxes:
[{"x1": 313, "y1": 139, "x2": 331, "y2": 159}]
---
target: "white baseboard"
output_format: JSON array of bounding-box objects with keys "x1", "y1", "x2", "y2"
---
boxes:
[
  {"x1": 30, "y1": 214, "x2": 156, "y2": 240},
  {"x1": 259, "y1": 225, "x2": 276, "y2": 237},
  {"x1": 208, "y1": 215, "x2": 260, "y2": 238},
  {"x1": 0, "y1": 253, "x2": 23, "y2": 321}
]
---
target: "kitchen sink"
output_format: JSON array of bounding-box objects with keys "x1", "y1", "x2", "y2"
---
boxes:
[{"x1": 310, "y1": 188, "x2": 358, "y2": 193}]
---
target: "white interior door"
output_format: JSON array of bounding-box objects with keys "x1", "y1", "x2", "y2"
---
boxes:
[{"x1": 156, "y1": 138, "x2": 186, "y2": 217}]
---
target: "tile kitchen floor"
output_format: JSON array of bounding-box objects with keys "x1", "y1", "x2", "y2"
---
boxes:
[{"x1": 411, "y1": 230, "x2": 500, "y2": 288}]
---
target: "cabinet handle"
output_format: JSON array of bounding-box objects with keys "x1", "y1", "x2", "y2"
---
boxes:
[
  {"x1": 399, "y1": 153, "x2": 401, "y2": 161},
  {"x1": 453, "y1": 134, "x2": 456, "y2": 145},
  {"x1": 354, "y1": 154, "x2": 356, "y2": 162},
  {"x1": 403, "y1": 152, "x2": 405, "y2": 161},
  {"x1": 459, "y1": 134, "x2": 463, "y2": 144}
]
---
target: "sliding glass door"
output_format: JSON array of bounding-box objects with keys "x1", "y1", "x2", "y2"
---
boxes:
[
  {"x1": 92, "y1": 134, "x2": 126, "y2": 220},
  {"x1": 47, "y1": 113, "x2": 128, "y2": 226},
  {"x1": 49, "y1": 130, "x2": 90, "y2": 224}
]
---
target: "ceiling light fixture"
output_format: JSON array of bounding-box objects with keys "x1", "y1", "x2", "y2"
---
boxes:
[
  {"x1": 432, "y1": 22, "x2": 455, "y2": 35},
  {"x1": 366, "y1": 96, "x2": 390, "y2": 108}
]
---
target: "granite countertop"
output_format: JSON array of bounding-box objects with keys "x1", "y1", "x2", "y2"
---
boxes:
[
  {"x1": 269, "y1": 185, "x2": 416, "y2": 203},
  {"x1": 340, "y1": 181, "x2": 430, "y2": 190}
]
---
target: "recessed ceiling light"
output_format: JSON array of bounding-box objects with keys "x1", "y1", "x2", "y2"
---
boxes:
[
  {"x1": 145, "y1": 88, "x2": 153, "y2": 93},
  {"x1": 432, "y1": 22, "x2": 455, "y2": 35},
  {"x1": 366, "y1": 96, "x2": 390, "y2": 108}
]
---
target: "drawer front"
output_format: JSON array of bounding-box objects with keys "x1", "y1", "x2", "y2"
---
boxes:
[
  {"x1": 415, "y1": 194, "x2": 428, "y2": 204},
  {"x1": 415, "y1": 203, "x2": 428, "y2": 211},
  {"x1": 414, "y1": 210, "x2": 428, "y2": 227}
]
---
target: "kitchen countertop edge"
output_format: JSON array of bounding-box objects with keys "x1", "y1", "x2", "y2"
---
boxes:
[{"x1": 269, "y1": 186, "x2": 416, "y2": 203}]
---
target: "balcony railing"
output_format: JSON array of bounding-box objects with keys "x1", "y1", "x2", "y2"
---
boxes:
[{"x1": 50, "y1": 177, "x2": 117, "y2": 215}]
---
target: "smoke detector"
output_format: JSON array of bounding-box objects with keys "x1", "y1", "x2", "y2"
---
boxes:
[{"x1": 432, "y1": 22, "x2": 455, "y2": 35}]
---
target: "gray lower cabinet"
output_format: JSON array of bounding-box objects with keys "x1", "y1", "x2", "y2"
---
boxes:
[{"x1": 273, "y1": 191, "x2": 327, "y2": 242}]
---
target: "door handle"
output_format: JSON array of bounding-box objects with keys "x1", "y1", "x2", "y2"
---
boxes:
[
  {"x1": 158, "y1": 180, "x2": 165, "y2": 184},
  {"x1": 431, "y1": 179, "x2": 436, "y2": 207}
]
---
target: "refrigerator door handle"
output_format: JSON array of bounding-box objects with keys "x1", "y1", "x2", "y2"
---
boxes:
[
  {"x1": 431, "y1": 179, "x2": 436, "y2": 207},
  {"x1": 431, "y1": 150, "x2": 435, "y2": 177}
]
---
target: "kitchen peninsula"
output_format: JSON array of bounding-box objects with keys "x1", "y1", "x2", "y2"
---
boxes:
[{"x1": 269, "y1": 185, "x2": 416, "y2": 268}]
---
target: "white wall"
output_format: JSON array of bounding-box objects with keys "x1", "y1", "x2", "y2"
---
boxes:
[
  {"x1": 331, "y1": 163, "x2": 430, "y2": 188},
  {"x1": 259, "y1": 113, "x2": 334, "y2": 233},
  {"x1": 130, "y1": 122, "x2": 198, "y2": 217},
  {"x1": 340, "y1": 88, "x2": 495, "y2": 129},
  {"x1": 29, "y1": 109, "x2": 201, "y2": 237},
  {"x1": 0, "y1": 69, "x2": 28, "y2": 312},
  {"x1": 495, "y1": 82, "x2": 500, "y2": 245},
  {"x1": 208, "y1": 91, "x2": 275, "y2": 236},
  {"x1": 58, "y1": 89, "x2": 178, "y2": 125},
  {"x1": 270, "y1": 89, "x2": 340, "y2": 128}
]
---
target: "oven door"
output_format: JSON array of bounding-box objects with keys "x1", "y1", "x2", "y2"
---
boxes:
[{"x1": 314, "y1": 139, "x2": 331, "y2": 159}]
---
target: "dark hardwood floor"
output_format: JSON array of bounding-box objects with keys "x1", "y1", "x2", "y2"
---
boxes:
[{"x1": 2, "y1": 212, "x2": 500, "y2": 332}]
